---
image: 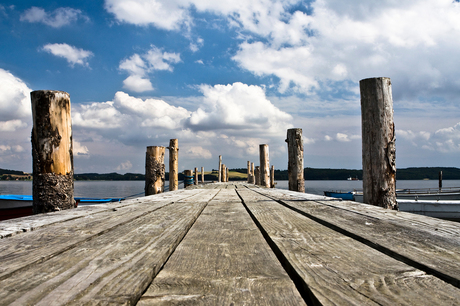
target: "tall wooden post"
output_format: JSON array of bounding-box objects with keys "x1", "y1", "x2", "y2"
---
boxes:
[
  {"x1": 184, "y1": 170, "x2": 193, "y2": 188},
  {"x1": 226, "y1": 167, "x2": 229, "y2": 182},
  {"x1": 194, "y1": 167, "x2": 198, "y2": 185},
  {"x1": 168, "y1": 139, "x2": 178, "y2": 191},
  {"x1": 270, "y1": 165, "x2": 275, "y2": 188},
  {"x1": 201, "y1": 167, "x2": 204, "y2": 183},
  {"x1": 218, "y1": 155, "x2": 222, "y2": 182},
  {"x1": 145, "y1": 146, "x2": 165, "y2": 196},
  {"x1": 31, "y1": 90, "x2": 74, "y2": 213},
  {"x1": 255, "y1": 166, "x2": 260, "y2": 185},
  {"x1": 286, "y1": 128, "x2": 305, "y2": 192},
  {"x1": 251, "y1": 162, "x2": 255, "y2": 184},
  {"x1": 360, "y1": 77, "x2": 397, "y2": 209},
  {"x1": 259, "y1": 144, "x2": 270, "y2": 187}
]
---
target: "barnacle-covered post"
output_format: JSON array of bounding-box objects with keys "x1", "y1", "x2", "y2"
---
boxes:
[{"x1": 31, "y1": 90, "x2": 74, "y2": 213}]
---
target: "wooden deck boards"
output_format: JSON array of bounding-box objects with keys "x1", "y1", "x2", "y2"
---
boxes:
[{"x1": 1, "y1": 182, "x2": 460, "y2": 305}]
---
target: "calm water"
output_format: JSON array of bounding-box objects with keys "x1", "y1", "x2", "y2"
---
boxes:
[{"x1": 1, "y1": 180, "x2": 459, "y2": 198}]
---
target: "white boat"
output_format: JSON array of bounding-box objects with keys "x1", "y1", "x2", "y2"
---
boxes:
[{"x1": 352, "y1": 188, "x2": 460, "y2": 220}]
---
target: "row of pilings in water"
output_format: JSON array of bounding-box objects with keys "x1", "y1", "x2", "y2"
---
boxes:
[{"x1": 30, "y1": 77, "x2": 396, "y2": 214}]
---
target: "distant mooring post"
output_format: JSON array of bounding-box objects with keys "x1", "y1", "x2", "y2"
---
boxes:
[
  {"x1": 247, "y1": 161, "x2": 251, "y2": 183},
  {"x1": 201, "y1": 167, "x2": 204, "y2": 183},
  {"x1": 31, "y1": 90, "x2": 74, "y2": 213},
  {"x1": 184, "y1": 170, "x2": 193, "y2": 187},
  {"x1": 439, "y1": 171, "x2": 443, "y2": 190},
  {"x1": 145, "y1": 146, "x2": 165, "y2": 196},
  {"x1": 286, "y1": 128, "x2": 305, "y2": 192},
  {"x1": 360, "y1": 77, "x2": 397, "y2": 209},
  {"x1": 259, "y1": 144, "x2": 270, "y2": 188},
  {"x1": 251, "y1": 162, "x2": 255, "y2": 184},
  {"x1": 270, "y1": 165, "x2": 275, "y2": 188},
  {"x1": 255, "y1": 166, "x2": 260, "y2": 185},
  {"x1": 194, "y1": 167, "x2": 198, "y2": 185},
  {"x1": 168, "y1": 139, "x2": 179, "y2": 191},
  {"x1": 226, "y1": 167, "x2": 229, "y2": 182},
  {"x1": 218, "y1": 155, "x2": 222, "y2": 182}
]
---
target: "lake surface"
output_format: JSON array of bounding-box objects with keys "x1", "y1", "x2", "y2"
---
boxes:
[{"x1": 1, "y1": 179, "x2": 459, "y2": 198}]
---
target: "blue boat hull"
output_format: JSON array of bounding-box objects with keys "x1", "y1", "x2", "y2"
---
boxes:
[{"x1": 324, "y1": 191, "x2": 355, "y2": 201}]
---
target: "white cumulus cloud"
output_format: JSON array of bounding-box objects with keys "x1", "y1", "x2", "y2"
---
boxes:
[
  {"x1": 42, "y1": 43, "x2": 93, "y2": 67},
  {"x1": 186, "y1": 82, "x2": 293, "y2": 136},
  {"x1": 0, "y1": 69, "x2": 32, "y2": 126},
  {"x1": 20, "y1": 7, "x2": 88, "y2": 28},
  {"x1": 119, "y1": 46, "x2": 181, "y2": 92}
]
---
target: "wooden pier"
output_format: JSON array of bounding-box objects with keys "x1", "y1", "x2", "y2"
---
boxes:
[{"x1": 1, "y1": 183, "x2": 460, "y2": 305}]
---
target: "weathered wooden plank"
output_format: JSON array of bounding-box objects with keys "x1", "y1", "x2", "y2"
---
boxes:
[
  {"x1": 0, "y1": 189, "x2": 219, "y2": 305},
  {"x1": 0, "y1": 188, "x2": 203, "y2": 239},
  {"x1": 238, "y1": 188, "x2": 460, "y2": 305},
  {"x1": 251, "y1": 187, "x2": 460, "y2": 287},
  {"x1": 0, "y1": 189, "x2": 213, "y2": 281},
  {"x1": 139, "y1": 189, "x2": 306, "y2": 305}
]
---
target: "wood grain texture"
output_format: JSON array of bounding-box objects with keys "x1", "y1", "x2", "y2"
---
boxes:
[
  {"x1": 238, "y1": 188, "x2": 460, "y2": 305},
  {"x1": 252, "y1": 187, "x2": 460, "y2": 288},
  {"x1": 0, "y1": 188, "x2": 207, "y2": 239},
  {"x1": 0, "y1": 189, "x2": 219, "y2": 305},
  {"x1": 139, "y1": 189, "x2": 305, "y2": 305}
]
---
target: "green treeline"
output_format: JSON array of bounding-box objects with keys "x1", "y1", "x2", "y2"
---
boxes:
[{"x1": 1, "y1": 167, "x2": 460, "y2": 181}]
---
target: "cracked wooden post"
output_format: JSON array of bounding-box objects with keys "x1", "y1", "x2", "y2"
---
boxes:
[
  {"x1": 168, "y1": 139, "x2": 179, "y2": 191},
  {"x1": 194, "y1": 167, "x2": 198, "y2": 185},
  {"x1": 251, "y1": 162, "x2": 255, "y2": 184},
  {"x1": 360, "y1": 77, "x2": 397, "y2": 209},
  {"x1": 218, "y1": 155, "x2": 222, "y2": 182},
  {"x1": 270, "y1": 165, "x2": 275, "y2": 188},
  {"x1": 201, "y1": 167, "x2": 204, "y2": 183},
  {"x1": 286, "y1": 128, "x2": 305, "y2": 192},
  {"x1": 184, "y1": 170, "x2": 193, "y2": 188},
  {"x1": 145, "y1": 146, "x2": 165, "y2": 196},
  {"x1": 31, "y1": 90, "x2": 74, "y2": 214},
  {"x1": 259, "y1": 144, "x2": 270, "y2": 188},
  {"x1": 255, "y1": 166, "x2": 260, "y2": 186}
]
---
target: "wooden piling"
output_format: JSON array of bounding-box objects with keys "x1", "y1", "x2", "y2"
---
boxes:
[
  {"x1": 168, "y1": 139, "x2": 179, "y2": 191},
  {"x1": 247, "y1": 161, "x2": 251, "y2": 183},
  {"x1": 259, "y1": 144, "x2": 270, "y2": 188},
  {"x1": 201, "y1": 167, "x2": 204, "y2": 183},
  {"x1": 218, "y1": 155, "x2": 222, "y2": 182},
  {"x1": 184, "y1": 170, "x2": 193, "y2": 188},
  {"x1": 251, "y1": 162, "x2": 255, "y2": 184},
  {"x1": 270, "y1": 165, "x2": 275, "y2": 188},
  {"x1": 360, "y1": 77, "x2": 397, "y2": 209},
  {"x1": 255, "y1": 166, "x2": 260, "y2": 185},
  {"x1": 145, "y1": 146, "x2": 165, "y2": 196},
  {"x1": 31, "y1": 90, "x2": 74, "y2": 214},
  {"x1": 226, "y1": 167, "x2": 229, "y2": 182},
  {"x1": 194, "y1": 167, "x2": 198, "y2": 185},
  {"x1": 286, "y1": 128, "x2": 305, "y2": 192},
  {"x1": 439, "y1": 171, "x2": 443, "y2": 190}
]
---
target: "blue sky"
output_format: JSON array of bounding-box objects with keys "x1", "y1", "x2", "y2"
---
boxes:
[{"x1": 1, "y1": 0, "x2": 460, "y2": 174}]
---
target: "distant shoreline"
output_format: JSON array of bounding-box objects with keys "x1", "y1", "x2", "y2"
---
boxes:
[{"x1": 1, "y1": 167, "x2": 459, "y2": 181}]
